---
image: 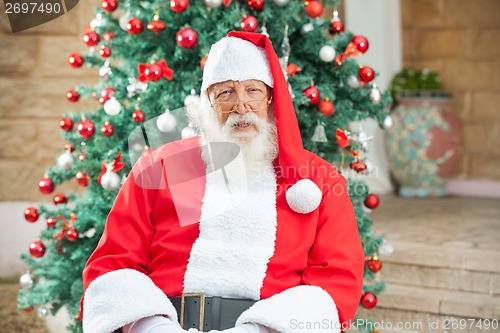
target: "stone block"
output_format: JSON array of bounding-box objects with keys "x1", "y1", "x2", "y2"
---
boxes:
[
  {"x1": 450, "y1": 90, "x2": 469, "y2": 120},
  {"x1": 416, "y1": 29, "x2": 467, "y2": 58},
  {"x1": 401, "y1": 0, "x2": 413, "y2": 27},
  {"x1": 471, "y1": 91, "x2": 500, "y2": 121},
  {"x1": 411, "y1": 59, "x2": 445, "y2": 76},
  {"x1": 442, "y1": 59, "x2": 496, "y2": 90},
  {"x1": 413, "y1": 0, "x2": 443, "y2": 27},
  {"x1": 0, "y1": 120, "x2": 38, "y2": 159},
  {"x1": 402, "y1": 28, "x2": 414, "y2": 59},
  {"x1": 462, "y1": 124, "x2": 488, "y2": 154},
  {"x1": 0, "y1": 162, "x2": 46, "y2": 200},
  {"x1": 443, "y1": 0, "x2": 499, "y2": 27},
  {"x1": 468, "y1": 29, "x2": 500, "y2": 58},
  {"x1": 0, "y1": 36, "x2": 39, "y2": 75},
  {"x1": 469, "y1": 155, "x2": 500, "y2": 180}
]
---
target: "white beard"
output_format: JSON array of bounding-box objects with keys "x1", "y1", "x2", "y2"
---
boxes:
[{"x1": 189, "y1": 95, "x2": 278, "y2": 184}]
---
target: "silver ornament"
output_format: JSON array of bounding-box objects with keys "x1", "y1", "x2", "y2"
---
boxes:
[
  {"x1": 181, "y1": 123, "x2": 198, "y2": 139},
  {"x1": 203, "y1": 0, "x2": 223, "y2": 9},
  {"x1": 311, "y1": 122, "x2": 328, "y2": 142},
  {"x1": 101, "y1": 169, "x2": 121, "y2": 191},
  {"x1": 99, "y1": 61, "x2": 112, "y2": 78},
  {"x1": 379, "y1": 239, "x2": 394, "y2": 257},
  {"x1": 90, "y1": 13, "x2": 106, "y2": 29},
  {"x1": 19, "y1": 272, "x2": 33, "y2": 289},
  {"x1": 184, "y1": 90, "x2": 201, "y2": 107},
  {"x1": 157, "y1": 110, "x2": 177, "y2": 133},
  {"x1": 57, "y1": 151, "x2": 74, "y2": 170},
  {"x1": 127, "y1": 78, "x2": 148, "y2": 98},
  {"x1": 301, "y1": 23, "x2": 314, "y2": 34},
  {"x1": 382, "y1": 115, "x2": 394, "y2": 129},
  {"x1": 319, "y1": 45, "x2": 336, "y2": 62},
  {"x1": 104, "y1": 97, "x2": 121, "y2": 116},
  {"x1": 273, "y1": 0, "x2": 289, "y2": 7},
  {"x1": 37, "y1": 307, "x2": 48, "y2": 318},
  {"x1": 369, "y1": 84, "x2": 382, "y2": 104},
  {"x1": 347, "y1": 75, "x2": 360, "y2": 88}
]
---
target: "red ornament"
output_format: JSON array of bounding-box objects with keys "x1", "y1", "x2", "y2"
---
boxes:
[
  {"x1": 305, "y1": 1, "x2": 323, "y2": 18},
  {"x1": 352, "y1": 35, "x2": 369, "y2": 54},
  {"x1": 361, "y1": 292, "x2": 377, "y2": 309},
  {"x1": 147, "y1": 16, "x2": 166, "y2": 35},
  {"x1": 77, "y1": 119, "x2": 96, "y2": 139},
  {"x1": 359, "y1": 66, "x2": 375, "y2": 83},
  {"x1": 350, "y1": 159, "x2": 367, "y2": 173},
  {"x1": 59, "y1": 118, "x2": 73, "y2": 131},
  {"x1": 101, "y1": 122, "x2": 114, "y2": 136},
  {"x1": 303, "y1": 85, "x2": 321, "y2": 105},
  {"x1": 200, "y1": 55, "x2": 208, "y2": 70},
  {"x1": 76, "y1": 171, "x2": 89, "y2": 187},
  {"x1": 364, "y1": 193, "x2": 380, "y2": 209},
  {"x1": 318, "y1": 98, "x2": 334, "y2": 116},
  {"x1": 367, "y1": 257, "x2": 382, "y2": 273},
  {"x1": 67, "y1": 229, "x2": 79, "y2": 242},
  {"x1": 83, "y1": 31, "x2": 100, "y2": 47},
  {"x1": 99, "y1": 87, "x2": 115, "y2": 104},
  {"x1": 330, "y1": 20, "x2": 344, "y2": 34},
  {"x1": 103, "y1": 32, "x2": 115, "y2": 41},
  {"x1": 23, "y1": 307, "x2": 34, "y2": 312},
  {"x1": 64, "y1": 143, "x2": 75, "y2": 152},
  {"x1": 170, "y1": 0, "x2": 189, "y2": 13},
  {"x1": 53, "y1": 194, "x2": 68, "y2": 205},
  {"x1": 127, "y1": 18, "x2": 143, "y2": 35},
  {"x1": 78, "y1": 153, "x2": 86, "y2": 161},
  {"x1": 248, "y1": 0, "x2": 264, "y2": 11},
  {"x1": 24, "y1": 207, "x2": 39, "y2": 223},
  {"x1": 146, "y1": 63, "x2": 163, "y2": 81},
  {"x1": 240, "y1": 15, "x2": 258, "y2": 32},
  {"x1": 29, "y1": 241, "x2": 46, "y2": 258},
  {"x1": 286, "y1": 63, "x2": 302, "y2": 76},
  {"x1": 68, "y1": 53, "x2": 84, "y2": 67},
  {"x1": 66, "y1": 89, "x2": 80, "y2": 102},
  {"x1": 38, "y1": 177, "x2": 55, "y2": 194},
  {"x1": 101, "y1": 0, "x2": 118, "y2": 11},
  {"x1": 176, "y1": 28, "x2": 198, "y2": 48},
  {"x1": 138, "y1": 60, "x2": 174, "y2": 82},
  {"x1": 99, "y1": 46, "x2": 111, "y2": 58},
  {"x1": 46, "y1": 217, "x2": 57, "y2": 228},
  {"x1": 132, "y1": 109, "x2": 145, "y2": 123}
]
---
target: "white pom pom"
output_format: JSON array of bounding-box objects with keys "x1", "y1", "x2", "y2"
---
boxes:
[{"x1": 286, "y1": 179, "x2": 322, "y2": 214}]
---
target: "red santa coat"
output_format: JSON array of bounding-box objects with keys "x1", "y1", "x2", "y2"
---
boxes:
[{"x1": 81, "y1": 135, "x2": 365, "y2": 333}]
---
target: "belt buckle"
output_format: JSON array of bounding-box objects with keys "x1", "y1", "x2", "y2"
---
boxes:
[{"x1": 180, "y1": 292, "x2": 205, "y2": 331}]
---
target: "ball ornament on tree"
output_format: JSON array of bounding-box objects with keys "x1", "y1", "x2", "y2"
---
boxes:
[
  {"x1": 77, "y1": 119, "x2": 96, "y2": 138},
  {"x1": 176, "y1": 28, "x2": 198, "y2": 48},
  {"x1": 68, "y1": 53, "x2": 84, "y2": 67},
  {"x1": 319, "y1": 45, "x2": 336, "y2": 62},
  {"x1": 24, "y1": 207, "x2": 39, "y2": 223},
  {"x1": 329, "y1": 11, "x2": 344, "y2": 35},
  {"x1": 352, "y1": 35, "x2": 369, "y2": 54},
  {"x1": 361, "y1": 292, "x2": 377, "y2": 309},
  {"x1": 303, "y1": 85, "x2": 320, "y2": 105},
  {"x1": 350, "y1": 159, "x2": 367, "y2": 173},
  {"x1": 347, "y1": 75, "x2": 360, "y2": 88},
  {"x1": 63, "y1": 143, "x2": 74, "y2": 152},
  {"x1": 181, "y1": 123, "x2": 198, "y2": 139},
  {"x1": 126, "y1": 18, "x2": 143, "y2": 34},
  {"x1": 367, "y1": 256, "x2": 382, "y2": 273},
  {"x1": 147, "y1": 14, "x2": 166, "y2": 35},
  {"x1": 101, "y1": 122, "x2": 114, "y2": 136},
  {"x1": 248, "y1": 0, "x2": 264, "y2": 11},
  {"x1": 382, "y1": 115, "x2": 394, "y2": 130},
  {"x1": 99, "y1": 46, "x2": 111, "y2": 58},
  {"x1": 318, "y1": 98, "x2": 334, "y2": 116},
  {"x1": 359, "y1": 66, "x2": 375, "y2": 83},
  {"x1": 29, "y1": 241, "x2": 46, "y2": 258},
  {"x1": 103, "y1": 32, "x2": 115, "y2": 41},
  {"x1": 99, "y1": 87, "x2": 115, "y2": 104},
  {"x1": 66, "y1": 90, "x2": 80, "y2": 102},
  {"x1": 301, "y1": 22, "x2": 314, "y2": 34},
  {"x1": 59, "y1": 117, "x2": 73, "y2": 131},
  {"x1": 83, "y1": 31, "x2": 100, "y2": 47},
  {"x1": 170, "y1": 0, "x2": 189, "y2": 12},
  {"x1": 46, "y1": 217, "x2": 57, "y2": 228},
  {"x1": 304, "y1": 1, "x2": 323, "y2": 18},
  {"x1": 369, "y1": 85, "x2": 382, "y2": 104},
  {"x1": 101, "y1": 0, "x2": 118, "y2": 12},
  {"x1": 203, "y1": 0, "x2": 223, "y2": 8},
  {"x1": 101, "y1": 169, "x2": 121, "y2": 191},
  {"x1": 57, "y1": 151, "x2": 74, "y2": 170},
  {"x1": 104, "y1": 97, "x2": 122, "y2": 116},
  {"x1": 157, "y1": 110, "x2": 177, "y2": 133},
  {"x1": 145, "y1": 63, "x2": 163, "y2": 81},
  {"x1": 38, "y1": 177, "x2": 55, "y2": 194},
  {"x1": 273, "y1": 0, "x2": 288, "y2": 6},
  {"x1": 53, "y1": 194, "x2": 68, "y2": 205},
  {"x1": 76, "y1": 171, "x2": 89, "y2": 187},
  {"x1": 364, "y1": 193, "x2": 379, "y2": 209},
  {"x1": 132, "y1": 109, "x2": 145, "y2": 123},
  {"x1": 66, "y1": 229, "x2": 79, "y2": 242},
  {"x1": 19, "y1": 272, "x2": 34, "y2": 289},
  {"x1": 240, "y1": 15, "x2": 258, "y2": 32}
]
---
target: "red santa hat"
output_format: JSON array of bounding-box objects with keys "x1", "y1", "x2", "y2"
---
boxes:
[{"x1": 201, "y1": 31, "x2": 322, "y2": 214}]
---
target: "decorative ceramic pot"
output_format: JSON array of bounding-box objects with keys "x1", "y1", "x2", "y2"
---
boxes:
[{"x1": 385, "y1": 91, "x2": 463, "y2": 197}]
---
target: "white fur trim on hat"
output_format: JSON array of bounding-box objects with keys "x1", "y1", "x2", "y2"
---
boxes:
[
  {"x1": 286, "y1": 178, "x2": 322, "y2": 214},
  {"x1": 201, "y1": 37, "x2": 274, "y2": 95}
]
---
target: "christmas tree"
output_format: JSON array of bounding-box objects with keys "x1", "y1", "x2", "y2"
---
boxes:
[{"x1": 18, "y1": 0, "x2": 391, "y2": 332}]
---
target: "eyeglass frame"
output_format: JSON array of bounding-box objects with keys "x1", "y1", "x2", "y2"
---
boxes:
[{"x1": 210, "y1": 95, "x2": 273, "y2": 114}]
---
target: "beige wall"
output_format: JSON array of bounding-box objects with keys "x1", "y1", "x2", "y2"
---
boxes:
[{"x1": 401, "y1": 0, "x2": 500, "y2": 180}]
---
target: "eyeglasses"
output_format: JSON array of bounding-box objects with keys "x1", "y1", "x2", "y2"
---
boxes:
[{"x1": 210, "y1": 96, "x2": 273, "y2": 114}]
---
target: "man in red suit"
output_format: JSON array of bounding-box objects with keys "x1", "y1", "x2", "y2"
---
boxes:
[{"x1": 81, "y1": 32, "x2": 365, "y2": 333}]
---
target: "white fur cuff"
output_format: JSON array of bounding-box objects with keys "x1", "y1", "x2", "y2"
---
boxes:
[
  {"x1": 236, "y1": 285, "x2": 340, "y2": 333},
  {"x1": 82, "y1": 269, "x2": 178, "y2": 333}
]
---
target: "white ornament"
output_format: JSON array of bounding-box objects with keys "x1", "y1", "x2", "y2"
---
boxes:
[
  {"x1": 157, "y1": 110, "x2": 177, "y2": 133},
  {"x1": 57, "y1": 151, "x2": 74, "y2": 170},
  {"x1": 119, "y1": 11, "x2": 132, "y2": 31},
  {"x1": 37, "y1": 307, "x2": 48, "y2": 318},
  {"x1": 273, "y1": 0, "x2": 289, "y2": 6},
  {"x1": 379, "y1": 239, "x2": 394, "y2": 257},
  {"x1": 127, "y1": 78, "x2": 148, "y2": 98},
  {"x1": 286, "y1": 179, "x2": 322, "y2": 214},
  {"x1": 370, "y1": 84, "x2": 382, "y2": 104},
  {"x1": 104, "y1": 97, "x2": 121, "y2": 116},
  {"x1": 184, "y1": 90, "x2": 201, "y2": 107},
  {"x1": 90, "y1": 13, "x2": 105, "y2": 29},
  {"x1": 203, "y1": 0, "x2": 223, "y2": 9},
  {"x1": 19, "y1": 272, "x2": 33, "y2": 289},
  {"x1": 319, "y1": 45, "x2": 336, "y2": 62},
  {"x1": 382, "y1": 115, "x2": 394, "y2": 129},
  {"x1": 101, "y1": 167, "x2": 121, "y2": 191},
  {"x1": 301, "y1": 23, "x2": 314, "y2": 34},
  {"x1": 181, "y1": 122, "x2": 198, "y2": 139},
  {"x1": 99, "y1": 61, "x2": 112, "y2": 78},
  {"x1": 347, "y1": 75, "x2": 360, "y2": 88},
  {"x1": 83, "y1": 228, "x2": 96, "y2": 238}
]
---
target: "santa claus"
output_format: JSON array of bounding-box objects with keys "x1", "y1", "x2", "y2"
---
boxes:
[{"x1": 81, "y1": 32, "x2": 365, "y2": 333}]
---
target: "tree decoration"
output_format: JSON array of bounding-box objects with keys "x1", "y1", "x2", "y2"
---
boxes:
[
  {"x1": 64, "y1": 143, "x2": 75, "y2": 152},
  {"x1": 59, "y1": 117, "x2": 73, "y2": 131},
  {"x1": 304, "y1": 0, "x2": 323, "y2": 18},
  {"x1": 170, "y1": 0, "x2": 189, "y2": 13},
  {"x1": 181, "y1": 122, "x2": 198, "y2": 139},
  {"x1": 66, "y1": 89, "x2": 80, "y2": 102},
  {"x1": 46, "y1": 217, "x2": 57, "y2": 228},
  {"x1": 132, "y1": 108, "x2": 145, "y2": 122},
  {"x1": 329, "y1": 9, "x2": 344, "y2": 35},
  {"x1": 38, "y1": 177, "x2": 55, "y2": 194},
  {"x1": 24, "y1": 207, "x2": 39, "y2": 223},
  {"x1": 200, "y1": 55, "x2": 208, "y2": 70},
  {"x1": 101, "y1": 122, "x2": 114, "y2": 136},
  {"x1": 99, "y1": 46, "x2": 111, "y2": 58},
  {"x1": 319, "y1": 45, "x2": 336, "y2": 62},
  {"x1": 101, "y1": 0, "x2": 118, "y2": 12},
  {"x1": 176, "y1": 28, "x2": 198, "y2": 48},
  {"x1": 127, "y1": 78, "x2": 148, "y2": 97},
  {"x1": 303, "y1": 85, "x2": 320, "y2": 104},
  {"x1": 68, "y1": 53, "x2": 84, "y2": 67},
  {"x1": 77, "y1": 119, "x2": 96, "y2": 139},
  {"x1": 98, "y1": 152, "x2": 125, "y2": 191},
  {"x1": 361, "y1": 292, "x2": 377, "y2": 309},
  {"x1": 53, "y1": 194, "x2": 68, "y2": 205},
  {"x1": 311, "y1": 121, "x2": 328, "y2": 143},
  {"x1": 29, "y1": 241, "x2": 46, "y2": 258},
  {"x1": 57, "y1": 151, "x2": 74, "y2": 170},
  {"x1": 104, "y1": 97, "x2": 122, "y2": 116},
  {"x1": 203, "y1": 0, "x2": 223, "y2": 9},
  {"x1": 76, "y1": 171, "x2": 89, "y2": 187},
  {"x1": 99, "y1": 87, "x2": 115, "y2": 105},
  {"x1": 335, "y1": 35, "x2": 369, "y2": 65},
  {"x1": 157, "y1": 109, "x2": 177, "y2": 132},
  {"x1": 369, "y1": 84, "x2": 382, "y2": 104},
  {"x1": 19, "y1": 272, "x2": 34, "y2": 289},
  {"x1": 352, "y1": 35, "x2": 369, "y2": 53},
  {"x1": 126, "y1": 18, "x2": 143, "y2": 34},
  {"x1": 147, "y1": 14, "x2": 166, "y2": 35},
  {"x1": 67, "y1": 229, "x2": 79, "y2": 242},
  {"x1": 248, "y1": 0, "x2": 264, "y2": 11},
  {"x1": 366, "y1": 256, "x2": 382, "y2": 273},
  {"x1": 286, "y1": 63, "x2": 301, "y2": 76},
  {"x1": 318, "y1": 98, "x2": 334, "y2": 116},
  {"x1": 359, "y1": 66, "x2": 375, "y2": 83},
  {"x1": 273, "y1": 0, "x2": 288, "y2": 6},
  {"x1": 240, "y1": 15, "x2": 258, "y2": 32},
  {"x1": 382, "y1": 115, "x2": 394, "y2": 130},
  {"x1": 364, "y1": 193, "x2": 379, "y2": 209},
  {"x1": 103, "y1": 32, "x2": 115, "y2": 41},
  {"x1": 350, "y1": 159, "x2": 367, "y2": 173},
  {"x1": 137, "y1": 60, "x2": 174, "y2": 82},
  {"x1": 83, "y1": 31, "x2": 100, "y2": 47},
  {"x1": 347, "y1": 75, "x2": 360, "y2": 88}
]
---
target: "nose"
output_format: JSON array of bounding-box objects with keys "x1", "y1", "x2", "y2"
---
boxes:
[{"x1": 234, "y1": 89, "x2": 249, "y2": 114}]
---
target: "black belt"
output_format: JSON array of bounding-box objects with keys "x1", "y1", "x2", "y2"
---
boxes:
[{"x1": 171, "y1": 293, "x2": 256, "y2": 332}]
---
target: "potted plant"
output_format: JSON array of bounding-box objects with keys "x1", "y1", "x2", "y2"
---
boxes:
[{"x1": 384, "y1": 68, "x2": 463, "y2": 197}]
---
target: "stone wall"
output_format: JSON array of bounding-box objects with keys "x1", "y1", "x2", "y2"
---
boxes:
[{"x1": 401, "y1": 0, "x2": 500, "y2": 180}]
